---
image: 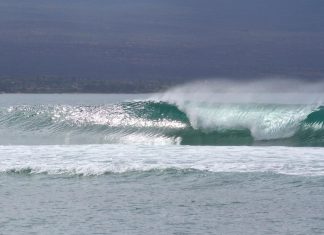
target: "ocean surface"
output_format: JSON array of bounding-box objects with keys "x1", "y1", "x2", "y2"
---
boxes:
[{"x1": 1, "y1": 91, "x2": 324, "y2": 234}]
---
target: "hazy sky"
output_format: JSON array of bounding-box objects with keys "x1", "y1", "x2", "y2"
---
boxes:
[{"x1": 0, "y1": 0, "x2": 323, "y2": 80}]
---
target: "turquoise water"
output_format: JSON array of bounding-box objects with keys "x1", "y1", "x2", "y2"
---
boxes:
[{"x1": 1, "y1": 93, "x2": 324, "y2": 234}]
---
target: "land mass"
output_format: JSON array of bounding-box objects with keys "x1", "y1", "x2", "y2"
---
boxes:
[{"x1": 0, "y1": 77, "x2": 181, "y2": 93}]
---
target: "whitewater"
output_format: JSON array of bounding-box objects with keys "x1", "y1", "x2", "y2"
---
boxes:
[
  {"x1": 1, "y1": 83, "x2": 324, "y2": 234},
  {"x1": 1, "y1": 145, "x2": 324, "y2": 176}
]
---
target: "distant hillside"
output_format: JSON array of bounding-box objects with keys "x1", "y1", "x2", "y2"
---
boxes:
[{"x1": 0, "y1": 77, "x2": 181, "y2": 93}]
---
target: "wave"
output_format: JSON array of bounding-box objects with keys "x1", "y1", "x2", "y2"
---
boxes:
[
  {"x1": 0, "y1": 98, "x2": 324, "y2": 146},
  {"x1": 1, "y1": 145, "x2": 324, "y2": 176}
]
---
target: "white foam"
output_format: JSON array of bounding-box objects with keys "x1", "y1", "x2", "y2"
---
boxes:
[
  {"x1": 153, "y1": 81, "x2": 322, "y2": 140},
  {"x1": 179, "y1": 103, "x2": 314, "y2": 140},
  {"x1": 1, "y1": 145, "x2": 324, "y2": 176}
]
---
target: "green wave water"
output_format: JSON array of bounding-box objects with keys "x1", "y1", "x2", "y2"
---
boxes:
[{"x1": 0, "y1": 101, "x2": 324, "y2": 146}]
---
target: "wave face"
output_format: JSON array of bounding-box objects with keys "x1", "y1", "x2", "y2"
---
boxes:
[{"x1": 0, "y1": 99, "x2": 324, "y2": 146}]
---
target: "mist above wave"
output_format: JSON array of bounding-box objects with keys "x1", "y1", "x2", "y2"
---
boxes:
[{"x1": 156, "y1": 78, "x2": 324, "y2": 105}]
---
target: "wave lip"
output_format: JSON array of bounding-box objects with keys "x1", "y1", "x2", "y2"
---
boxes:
[{"x1": 1, "y1": 145, "x2": 324, "y2": 176}]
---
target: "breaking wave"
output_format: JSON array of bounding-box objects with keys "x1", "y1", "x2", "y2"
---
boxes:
[
  {"x1": 1, "y1": 145, "x2": 324, "y2": 176},
  {"x1": 0, "y1": 99, "x2": 324, "y2": 146}
]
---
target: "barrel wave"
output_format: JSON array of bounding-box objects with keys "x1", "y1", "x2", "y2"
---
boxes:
[{"x1": 1, "y1": 99, "x2": 324, "y2": 146}]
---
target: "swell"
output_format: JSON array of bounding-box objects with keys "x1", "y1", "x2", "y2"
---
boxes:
[{"x1": 0, "y1": 101, "x2": 324, "y2": 146}]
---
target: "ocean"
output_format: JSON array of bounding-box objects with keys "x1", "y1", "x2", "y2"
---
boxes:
[{"x1": 1, "y1": 91, "x2": 324, "y2": 234}]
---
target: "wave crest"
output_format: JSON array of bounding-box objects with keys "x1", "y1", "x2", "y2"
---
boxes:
[{"x1": 0, "y1": 99, "x2": 324, "y2": 146}]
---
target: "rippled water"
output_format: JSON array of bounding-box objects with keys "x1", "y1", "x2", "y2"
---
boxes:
[{"x1": 1, "y1": 94, "x2": 324, "y2": 234}]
